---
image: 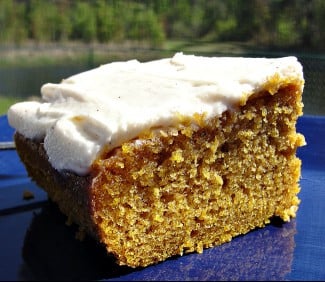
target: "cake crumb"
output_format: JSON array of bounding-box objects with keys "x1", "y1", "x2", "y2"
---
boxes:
[
  {"x1": 22, "y1": 190, "x2": 34, "y2": 200},
  {"x1": 75, "y1": 228, "x2": 86, "y2": 241}
]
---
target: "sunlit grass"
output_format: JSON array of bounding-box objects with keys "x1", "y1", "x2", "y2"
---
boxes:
[{"x1": 0, "y1": 96, "x2": 21, "y2": 116}]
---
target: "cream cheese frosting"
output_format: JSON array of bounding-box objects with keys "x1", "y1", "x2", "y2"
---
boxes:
[{"x1": 8, "y1": 52, "x2": 304, "y2": 175}]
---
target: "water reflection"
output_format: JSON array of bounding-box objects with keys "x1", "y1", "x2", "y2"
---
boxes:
[
  {"x1": 0, "y1": 65, "x2": 87, "y2": 98},
  {"x1": 22, "y1": 201, "x2": 296, "y2": 281}
]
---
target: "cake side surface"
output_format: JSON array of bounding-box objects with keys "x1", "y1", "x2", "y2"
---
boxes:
[{"x1": 14, "y1": 133, "x2": 98, "y2": 240}]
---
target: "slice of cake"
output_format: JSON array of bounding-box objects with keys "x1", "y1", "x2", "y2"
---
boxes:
[{"x1": 8, "y1": 52, "x2": 305, "y2": 268}]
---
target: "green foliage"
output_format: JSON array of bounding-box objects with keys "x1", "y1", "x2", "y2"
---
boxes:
[
  {"x1": 54, "y1": 2, "x2": 73, "y2": 41},
  {"x1": 29, "y1": 0, "x2": 59, "y2": 42},
  {"x1": 95, "y1": 0, "x2": 117, "y2": 42},
  {"x1": 314, "y1": 0, "x2": 325, "y2": 48},
  {"x1": 276, "y1": 17, "x2": 299, "y2": 46},
  {"x1": 0, "y1": 0, "x2": 28, "y2": 44},
  {"x1": 71, "y1": 2, "x2": 97, "y2": 43},
  {"x1": 0, "y1": 0, "x2": 324, "y2": 51},
  {"x1": 124, "y1": 3, "x2": 165, "y2": 46}
]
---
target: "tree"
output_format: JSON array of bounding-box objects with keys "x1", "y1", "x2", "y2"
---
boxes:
[
  {"x1": 0, "y1": 0, "x2": 28, "y2": 44},
  {"x1": 125, "y1": 3, "x2": 165, "y2": 46},
  {"x1": 71, "y1": 1, "x2": 97, "y2": 43}
]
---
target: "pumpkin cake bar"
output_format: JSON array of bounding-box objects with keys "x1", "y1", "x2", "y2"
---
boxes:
[{"x1": 8, "y1": 52, "x2": 305, "y2": 268}]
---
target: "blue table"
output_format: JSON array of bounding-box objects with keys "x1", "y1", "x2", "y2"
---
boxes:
[{"x1": 0, "y1": 114, "x2": 324, "y2": 281}]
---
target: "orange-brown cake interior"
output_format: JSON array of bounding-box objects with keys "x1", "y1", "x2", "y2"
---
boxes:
[{"x1": 15, "y1": 81, "x2": 305, "y2": 267}]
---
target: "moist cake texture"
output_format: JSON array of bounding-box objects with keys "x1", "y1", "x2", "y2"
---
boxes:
[{"x1": 8, "y1": 53, "x2": 305, "y2": 267}]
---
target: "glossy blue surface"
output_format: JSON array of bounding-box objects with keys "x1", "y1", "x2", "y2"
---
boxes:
[{"x1": 0, "y1": 114, "x2": 324, "y2": 281}]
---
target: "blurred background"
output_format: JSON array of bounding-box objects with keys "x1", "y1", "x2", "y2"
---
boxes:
[{"x1": 0, "y1": 0, "x2": 324, "y2": 115}]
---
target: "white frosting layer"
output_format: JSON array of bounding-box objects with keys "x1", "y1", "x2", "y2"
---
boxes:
[{"x1": 8, "y1": 52, "x2": 304, "y2": 175}]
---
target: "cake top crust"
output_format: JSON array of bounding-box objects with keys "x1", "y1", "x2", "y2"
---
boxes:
[{"x1": 8, "y1": 52, "x2": 304, "y2": 175}]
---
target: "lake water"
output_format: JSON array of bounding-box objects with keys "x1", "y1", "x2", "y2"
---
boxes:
[
  {"x1": 0, "y1": 54, "x2": 324, "y2": 115},
  {"x1": 0, "y1": 64, "x2": 88, "y2": 99}
]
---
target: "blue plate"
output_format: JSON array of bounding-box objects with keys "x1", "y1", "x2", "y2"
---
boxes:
[{"x1": 0, "y1": 114, "x2": 324, "y2": 281}]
